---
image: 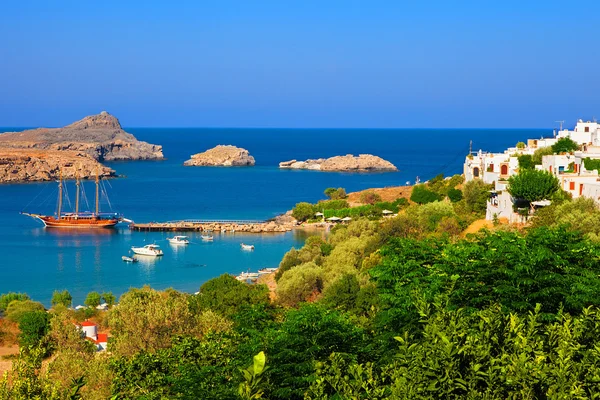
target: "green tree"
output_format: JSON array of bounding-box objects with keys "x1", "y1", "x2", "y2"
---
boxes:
[
  {"x1": 292, "y1": 202, "x2": 315, "y2": 222},
  {"x1": 84, "y1": 292, "x2": 101, "y2": 308},
  {"x1": 518, "y1": 154, "x2": 534, "y2": 170},
  {"x1": 276, "y1": 262, "x2": 324, "y2": 307},
  {"x1": 532, "y1": 146, "x2": 554, "y2": 164},
  {"x1": 101, "y1": 292, "x2": 116, "y2": 307},
  {"x1": 410, "y1": 185, "x2": 441, "y2": 204},
  {"x1": 324, "y1": 187, "x2": 347, "y2": 200},
  {"x1": 551, "y1": 136, "x2": 579, "y2": 154},
  {"x1": 508, "y1": 169, "x2": 559, "y2": 203},
  {"x1": 462, "y1": 179, "x2": 492, "y2": 214},
  {"x1": 320, "y1": 273, "x2": 360, "y2": 313},
  {"x1": 447, "y1": 188, "x2": 463, "y2": 203},
  {"x1": 516, "y1": 141, "x2": 526, "y2": 149},
  {"x1": 18, "y1": 311, "x2": 49, "y2": 348},
  {"x1": 0, "y1": 292, "x2": 29, "y2": 312},
  {"x1": 192, "y1": 274, "x2": 270, "y2": 317},
  {"x1": 51, "y1": 290, "x2": 73, "y2": 308}
]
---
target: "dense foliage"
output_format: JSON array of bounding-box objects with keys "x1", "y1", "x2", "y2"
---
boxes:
[
  {"x1": 508, "y1": 169, "x2": 559, "y2": 203},
  {"x1": 551, "y1": 136, "x2": 579, "y2": 154}
]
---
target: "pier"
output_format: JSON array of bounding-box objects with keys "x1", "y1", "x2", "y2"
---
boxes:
[{"x1": 129, "y1": 219, "x2": 294, "y2": 233}]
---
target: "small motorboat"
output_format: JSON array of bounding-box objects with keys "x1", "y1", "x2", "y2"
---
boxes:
[
  {"x1": 241, "y1": 243, "x2": 255, "y2": 251},
  {"x1": 258, "y1": 267, "x2": 278, "y2": 274},
  {"x1": 200, "y1": 235, "x2": 214, "y2": 241},
  {"x1": 122, "y1": 256, "x2": 138, "y2": 263},
  {"x1": 236, "y1": 271, "x2": 260, "y2": 281},
  {"x1": 131, "y1": 244, "x2": 164, "y2": 256},
  {"x1": 168, "y1": 235, "x2": 189, "y2": 245}
]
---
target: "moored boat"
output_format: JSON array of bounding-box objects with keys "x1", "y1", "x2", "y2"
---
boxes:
[
  {"x1": 21, "y1": 170, "x2": 122, "y2": 228},
  {"x1": 168, "y1": 235, "x2": 189, "y2": 245},
  {"x1": 241, "y1": 243, "x2": 254, "y2": 251},
  {"x1": 201, "y1": 235, "x2": 214, "y2": 241},
  {"x1": 131, "y1": 244, "x2": 164, "y2": 256},
  {"x1": 122, "y1": 256, "x2": 137, "y2": 263}
]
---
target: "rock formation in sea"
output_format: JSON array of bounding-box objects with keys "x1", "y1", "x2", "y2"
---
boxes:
[
  {"x1": 0, "y1": 111, "x2": 164, "y2": 161},
  {"x1": 0, "y1": 149, "x2": 115, "y2": 183},
  {"x1": 279, "y1": 154, "x2": 397, "y2": 172},
  {"x1": 184, "y1": 145, "x2": 255, "y2": 166}
]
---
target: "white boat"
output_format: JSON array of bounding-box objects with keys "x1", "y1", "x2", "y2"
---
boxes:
[
  {"x1": 236, "y1": 271, "x2": 260, "y2": 281},
  {"x1": 241, "y1": 243, "x2": 255, "y2": 251},
  {"x1": 122, "y1": 256, "x2": 137, "y2": 263},
  {"x1": 258, "y1": 267, "x2": 278, "y2": 274},
  {"x1": 201, "y1": 235, "x2": 214, "y2": 241},
  {"x1": 168, "y1": 235, "x2": 189, "y2": 245},
  {"x1": 131, "y1": 244, "x2": 164, "y2": 256}
]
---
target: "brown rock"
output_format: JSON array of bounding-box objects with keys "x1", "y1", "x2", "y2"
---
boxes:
[
  {"x1": 184, "y1": 145, "x2": 255, "y2": 166},
  {"x1": 279, "y1": 154, "x2": 397, "y2": 172}
]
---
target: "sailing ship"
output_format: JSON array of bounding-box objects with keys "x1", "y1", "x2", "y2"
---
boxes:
[{"x1": 22, "y1": 171, "x2": 122, "y2": 228}]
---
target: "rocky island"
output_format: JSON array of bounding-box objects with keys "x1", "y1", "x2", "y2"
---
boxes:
[
  {"x1": 0, "y1": 111, "x2": 163, "y2": 162},
  {"x1": 279, "y1": 154, "x2": 397, "y2": 172},
  {"x1": 184, "y1": 145, "x2": 255, "y2": 166},
  {"x1": 0, "y1": 111, "x2": 163, "y2": 183}
]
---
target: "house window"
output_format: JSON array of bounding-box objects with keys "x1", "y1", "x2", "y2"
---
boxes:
[
  {"x1": 585, "y1": 127, "x2": 590, "y2": 133},
  {"x1": 500, "y1": 164, "x2": 508, "y2": 175},
  {"x1": 549, "y1": 165, "x2": 553, "y2": 173},
  {"x1": 580, "y1": 184, "x2": 584, "y2": 196},
  {"x1": 570, "y1": 182, "x2": 575, "y2": 190},
  {"x1": 473, "y1": 167, "x2": 480, "y2": 178}
]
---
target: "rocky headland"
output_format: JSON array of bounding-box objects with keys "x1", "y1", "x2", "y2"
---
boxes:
[
  {"x1": 0, "y1": 149, "x2": 115, "y2": 183},
  {"x1": 0, "y1": 111, "x2": 163, "y2": 162},
  {"x1": 279, "y1": 154, "x2": 397, "y2": 172},
  {"x1": 184, "y1": 145, "x2": 255, "y2": 166}
]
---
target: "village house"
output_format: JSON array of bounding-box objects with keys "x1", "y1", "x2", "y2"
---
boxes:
[{"x1": 78, "y1": 320, "x2": 108, "y2": 351}]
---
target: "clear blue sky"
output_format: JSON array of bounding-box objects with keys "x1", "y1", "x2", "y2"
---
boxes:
[{"x1": 1, "y1": 0, "x2": 599, "y2": 128}]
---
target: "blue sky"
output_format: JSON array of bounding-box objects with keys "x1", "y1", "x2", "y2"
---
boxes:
[{"x1": 1, "y1": 0, "x2": 599, "y2": 128}]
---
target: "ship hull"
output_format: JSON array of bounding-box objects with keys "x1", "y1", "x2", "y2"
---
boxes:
[{"x1": 38, "y1": 216, "x2": 118, "y2": 228}]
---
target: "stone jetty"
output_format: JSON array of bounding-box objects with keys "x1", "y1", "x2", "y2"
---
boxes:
[{"x1": 130, "y1": 220, "x2": 294, "y2": 233}]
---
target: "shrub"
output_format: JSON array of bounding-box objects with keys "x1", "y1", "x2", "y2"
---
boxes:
[
  {"x1": 51, "y1": 290, "x2": 72, "y2": 308},
  {"x1": 193, "y1": 274, "x2": 269, "y2": 317},
  {"x1": 551, "y1": 137, "x2": 579, "y2": 154},
  {"x1": 532, "y1": 146, "x2": 554, "y2": 164},
  {"x1": 18, "y1": 311, "x2": 49, "y2": 348},
  {"x1": 462, "y1": 180, "x2": 492, "y2": 214},
  {"x1": 84, "y1": 292, "x2": 102, "y2": 308},
  {"x1": 292, "y1": 202, "x2": 315, "y2": 222},
  {"x1": 324, "y1": 187, "x2": 347, "y2": 200},
  {"x1": 447, "y1": 188, "x2": 463, "y2": 202},
  {"x1": 410, "y1": 185, "x2": 441, "y2": 204},
  {"x1": 583, "y1": 157, "x2": 600, "y2": 172},
  {"x1": 276, "y1": 263, "x2": 324, "y2": 307},
  {"x1": 516, "y1": 141, "x2": 526, "y2": 149},
  {"x1": 359, "y1": 191, "x2": 382, "y2": 205},
  {"x1": 5, "y1": 300, "x2": 45, "y2": 323},
  {"x1": 518, "y1": 154, "x2": 534, "y2": 170},
  {"x1": 0, "y1": 293, "x2": 29, "y2": 312}
]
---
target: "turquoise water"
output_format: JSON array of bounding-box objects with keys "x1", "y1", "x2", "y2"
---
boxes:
[{"x1": 0, "y1": 128, "x2": 544, "y2": 305}]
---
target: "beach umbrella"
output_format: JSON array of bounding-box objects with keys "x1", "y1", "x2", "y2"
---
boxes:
[
  {"x1": 341, "y1": 217, "x2": 352, "y2": 222},
  {"x1": 382, "y1": 209, "x2": 394, "y2": 215},
  {"x1": 327, "y1": 216, "x2": 341, "y2": 221},
  {"x1": 315, "y1": 212, "x2": 324, "y2": 216}
]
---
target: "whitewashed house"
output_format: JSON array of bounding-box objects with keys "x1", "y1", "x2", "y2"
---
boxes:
[
  {"x1": 78, "y1": 321, "x2": 109, "y2": 352},
  {"x1": 463, "y1": 150, "x2": 518, "y2": 190},
  {"x1": 556, "y1": 119, "x2": 600, "y2": 146}
]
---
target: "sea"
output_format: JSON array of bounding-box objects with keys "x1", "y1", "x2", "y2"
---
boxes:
[{"x1": 0, "y1": 128, "x2": 546, "y2": 306}]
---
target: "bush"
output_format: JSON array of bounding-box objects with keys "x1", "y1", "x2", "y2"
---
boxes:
[
  {"x1": 18, "y1": 311, "x2": 49, "y2": 348},
  {"x1": 462, "y1": 180, "x2": 492, "y2": 214},
  {"x1": 532, "y1": 146, "x2": 554, "y2": 165},
  {"x1": 276, "y1": 262, "x2": 324, "y2": 307},
  {"x1": 0, "y1": 293, "x2": 29, "y2": 312},
  {"x1": 359, "y1": 191, "x2": 382, "y2": 205},
  {"x1": 316, "y1": 199, "x2": 349, "y2": 210},
  {"x1": 447, "y1": 188, "x2": 463, "y2": 202},
  {"x1": 5, "y1": 300, "x2": 45, "y2": 323},
  {"x1": 324, "y1": 187, "x2": 347, "y2": 200},
  {"x1": 518, "y1": 154, "x2": 534, "y2": 170},
  {"x1": 193, "y1": 274, "x2": 270, "y2": 317},
  {"x1": 583, "y1": 157, "x2": 600, "y2": 172},
  {"x1": 551, "y1": 137, "x2": 579, "y2": 154},
  {"x1": 410, "y1": 185, "x2": 441, "y2": 204},
  {"x1": 84, "y1": 292, "x2": 102, "y2": 308},
  {"x1": 292, "y1": 202, "x2": 315, "y2": 222},
  {"x1": 516, "y1": 141, "x2": 526, "y2": 149}
]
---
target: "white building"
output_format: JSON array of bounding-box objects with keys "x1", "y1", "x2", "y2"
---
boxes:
[
  {"x1": 557, "y1": 119, "x2": 600, "y2": 146},
  {"x1": 464, "y1": 150, "x2": 519, "y2": 190}
]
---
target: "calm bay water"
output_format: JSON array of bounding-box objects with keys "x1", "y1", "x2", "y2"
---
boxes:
[{"x1": 0, "y1": 128, "x2": 545, "y2": 305}]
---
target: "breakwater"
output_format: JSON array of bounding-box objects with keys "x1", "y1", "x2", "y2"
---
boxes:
[{"x1": 129, "y1": 219, "x2": 294, "y2": 233}]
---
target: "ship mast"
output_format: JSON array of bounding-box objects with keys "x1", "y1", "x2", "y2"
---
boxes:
[
  {"x1": 57, "y1": 169, "x2": 63, "y2": 218},
  {"x1": 75, "y1": 169, "x2": 80, "y2": 217},
  {"x1": 95, "y1": 169, "x2": 100, "y2": 215}
]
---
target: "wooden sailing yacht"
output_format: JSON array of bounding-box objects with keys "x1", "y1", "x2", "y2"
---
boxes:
[{"x1": 22, "y1": 171, "x2": 121, "y2": 228}]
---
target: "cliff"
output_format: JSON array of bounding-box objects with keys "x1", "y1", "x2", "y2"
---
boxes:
[
  {"x1": 184, "y1": 145, "x2": 255, "y2": 166},
  {"x1": 0, "y1": 149, "x2": 115, "y2": 183},
  {"x1": 279, "y1": 154, "x2": 397, "y2": 172},
  {"x1": 0, "y1": 111, "x2": 164, "y2": 161}
]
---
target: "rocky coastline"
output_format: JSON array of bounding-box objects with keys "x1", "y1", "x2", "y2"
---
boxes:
[
  {"x1": 279, "y1": 154, "x2": 397, "y2": 172},
  {"x1": 184, "y1": 145, "x2": 255, "y2": 166},
  {"x1": 0, "y1": 111, "x2": 163, "y2": 183}
]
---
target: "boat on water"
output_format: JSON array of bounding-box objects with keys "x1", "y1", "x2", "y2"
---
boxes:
[
  {"x1": 168, "y1": 235, "x2": 189, "y2": 245},
  {"x1": 21, "y1": 171, "x2": 123, "y2": 228},
  {"x1": 241, "y1": 243, "x2": 254, "y2": 251},
  {"x1": 131, "y1": 244, "x2": 164, "y2": 256},
  {"x1": 122, "y1": 256, "x2": 137, "y2": 263},
  {"x1": 201, "y1": 235, "x2": 214, "y2": 241},
  {"x1": 258, "y1": 267, "x2": 278, "y2": 274},
  {"x1": 236, "y1": 271, "x2": 260, "y2": 281}
]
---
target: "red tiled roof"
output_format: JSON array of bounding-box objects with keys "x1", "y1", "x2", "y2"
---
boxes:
[
  {"x1": 96, "y1": 333, "x2": 108, "y2": 343},
  {"x1": 80, "y1": 321, "x2": 96, "y2": 327}
]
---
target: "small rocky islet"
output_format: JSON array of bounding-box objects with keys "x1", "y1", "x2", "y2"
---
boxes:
[
  {"x1": 183, "y1": 145, "x2": 255, "y2": 166},
  {"x1": 279, "y1": 154, "x2": 398, "y2": 172},
  {"x1": 0, "y1": 111, "x2": 163, "y2": 183}
]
